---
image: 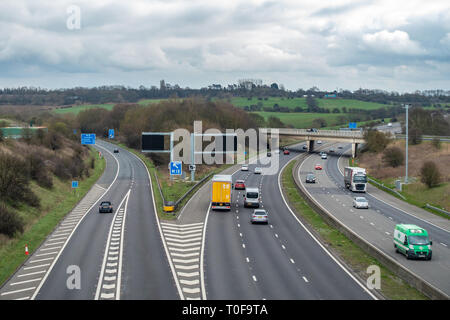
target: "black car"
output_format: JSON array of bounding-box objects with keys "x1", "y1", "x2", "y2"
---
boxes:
[
  {"x1": 113, "y1": 148, "x2": 119, "y2": 153},
  {"x1": 329, "y1": 149, "x2": 335, "y2": 153},
  {"x1": 306, "y1": 173, "x2": 316, "y2": 183},
  {"x1": 99, "y1": 201, "x2": 113, "y2": 213},
  {"x1": 267, "y1": 152, "x2": 271, "y2": 157}
]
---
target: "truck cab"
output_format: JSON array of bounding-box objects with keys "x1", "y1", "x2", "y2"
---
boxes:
[
  {"x1": 243, "y1": 187, "x2": 260, "y2": 208},
  {"x1": 344, "y1": 167, "x2": 367, "y2": 192},
  {"x1": 394, "y1": 224, "x2": 432, "y2": 260}
]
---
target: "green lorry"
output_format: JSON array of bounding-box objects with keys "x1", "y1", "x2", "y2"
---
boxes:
[{"x1": 394, "y1": 224, "x2": 432, "y2": 260}]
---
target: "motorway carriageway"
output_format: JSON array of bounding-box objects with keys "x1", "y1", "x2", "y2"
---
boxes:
[
  {"x1": 203, "y1": 144, "x2": 376, "y2": 300},
  {"x1": 297, "y1": 143, "x2": 450, "y2": 296}
]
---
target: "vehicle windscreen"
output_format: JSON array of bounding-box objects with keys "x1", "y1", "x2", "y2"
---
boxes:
[
  {"x1": 408, "y1": 235, "x2": 430, "y2": 245},
  {"x1": 246, "y1": 192, "x2": 259, "y2": 198},
  {"x1": 101, "y1": 202, "x2": 111, "y2": 206},
  {"x1": 307, "y1": 174, "x2": 315, "y2": 179},
  {"x1": 353, "y1": 175, "x2": 367, "y2": 183},
  {"x1": 356, "y1": 198, "x2": 367, "y2": 202}
]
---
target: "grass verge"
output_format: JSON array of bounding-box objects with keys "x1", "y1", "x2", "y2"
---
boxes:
[
  {"x1": 281, "y1": 159, "x2": 427, "y2": 300},
  {"x1": 351, "y1": 158, "x2": 450, "y2": 220},
  {"x1": 0, "y1": 147, "x2": 105, "y2": 286}
]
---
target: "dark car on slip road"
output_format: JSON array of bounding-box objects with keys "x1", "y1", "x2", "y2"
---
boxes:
[{"x1": 99, "y1": 201, "x2": 113, "y2": 213}]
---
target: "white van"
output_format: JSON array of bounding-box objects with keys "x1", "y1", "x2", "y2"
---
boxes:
[{"x1": 243, "y1": 187, "x2": 260, "y2": 208}]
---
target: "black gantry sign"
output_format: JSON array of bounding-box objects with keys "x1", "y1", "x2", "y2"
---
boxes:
[{"x1": 142, "y1": 133, "x2": 167, "y2": 152}]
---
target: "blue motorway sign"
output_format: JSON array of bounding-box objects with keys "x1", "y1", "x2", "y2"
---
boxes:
[
  {"x1": 349, "y1": 122, "x2": 357, "y2": 129},
  {"x1": 81, "y1": 133, "x2": 96, "y2": 145},
  {"x1": 72, "y1": 181, "x2": 79, "y2": 188},
  {"x1": 108, "y1": 129, "x2": 115, "y2": 139},
  {"x1": 170, "y1": 161, "x2": 182, "y2": 176}
]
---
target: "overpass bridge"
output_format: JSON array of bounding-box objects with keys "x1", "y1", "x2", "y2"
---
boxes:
[{"x1": 261, "y1": 128, "x2": 365, "y2": 158}]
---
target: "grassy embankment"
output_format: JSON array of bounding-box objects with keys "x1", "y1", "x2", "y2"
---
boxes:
[
  {"x1": 281, "y1": 159, "x2": 426, "y2": 300},
  {"x1": 0, "y1": 147, "x2": 106, "y2": 286},
  {"x1": 355, "y1": 140, "x2": 450, "y2": 219}
]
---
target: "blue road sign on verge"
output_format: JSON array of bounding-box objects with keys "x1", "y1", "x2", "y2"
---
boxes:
[
  {"x1": 170, "y1": 161, "x2": 182, "y2": 176},
  {"x1": 349, "y1": 122, "x2": 357, "y2": 129},
  {"x1": 109, "y1": 129, "x2": 115, "y2": 139},
  {"x1": 81, "y1": 133, "x2": 96, "y2": 145},
  {"x1": 72, "y1": 181, "x2": 79, "y2": 188}
]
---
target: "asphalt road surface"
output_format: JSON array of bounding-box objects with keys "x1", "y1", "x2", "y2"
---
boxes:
[
  {"x1": 297, "y1": 143, "x2": 450, "y2": 297},
  {"x1": 203, "y1": 145, "x2": 376, "y2": 300}
]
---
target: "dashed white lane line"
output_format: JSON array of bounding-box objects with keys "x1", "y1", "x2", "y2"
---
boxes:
[
  {"x1": 0, "y1": 287, "x2": 36, "y2": 296},
  {"x1": 9, "y1": 278, "x2": 42, "y2": 286},
  {"x1": 290, "y1": 258, "x2": 295, "y2": 264},
  {"x1": 302, "y1": 276, "x2": 309, "y2": 283},
  {"x1": 281, "y1": 245, "x2": 286, "y2": 250},
  {"x1": 252, "y1": 275, "x2": 257, "y2": 282},
  {"x1": 246, "y1": 257, "x2": 250, "y2": 263},
  {"x1": 17, "y1": 270, "x2": 46, "y2": 278},
  {"x1": 440, "y1": 243, "x2": 447, "y2": 247},
  {"x1": 23, "y1": 264, "x2": 51, "y2": 270},
  {"x1": 385, "y1": 232, "x2": 390, "y2": 235},
  {"x1": 242, "y1": 244, "x2": 246, "y2": 249}
]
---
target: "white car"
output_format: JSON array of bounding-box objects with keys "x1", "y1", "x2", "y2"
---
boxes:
[
  {"x1": 321, "y1": 153, "x2": 327, "y2": 159},
  {"x1": 254, "y1": 167, "x2": 262, "y2": 174},
  {"x1": 241, "y1": 165, "x2": 249, "y2": 171},
  {"x1": 317, "y1": 140, "x2": 322, "y2": 144},
  {"x1": 353, "y1": 197, "x2": 369, "y2": 209}
]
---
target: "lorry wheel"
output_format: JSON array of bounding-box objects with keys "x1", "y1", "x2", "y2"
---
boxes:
[{"x1": 394, "y1": 245, "x2": 399, "y2": 253}]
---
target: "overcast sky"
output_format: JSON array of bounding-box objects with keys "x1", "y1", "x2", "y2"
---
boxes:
[{"x1": 0, "y1": 0, "x2": 449, "y2": 92}]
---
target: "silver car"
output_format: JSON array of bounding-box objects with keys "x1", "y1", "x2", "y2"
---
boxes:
[
  {"x1": 241, "y1": 165, "x2": 249, "y2": 171},
  {"x1": 353, "y1": 197, "x2": 369, "y2": 209},
  {"x1": 254, "y1": 167, "x2": 262, "y2": 174},
  {"x1": 251, "y1": 209, "x2": 268, "y2": 224}
]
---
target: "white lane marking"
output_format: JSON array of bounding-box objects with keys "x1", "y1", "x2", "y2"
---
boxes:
[
  {"x1": 23, "y1": 264, "x2": 50, "y2": 270},
  {"x1": 385, "y1": 232, "x2": 390, "y2": 235},
  {"x1": 246, "y1": 257, "x2": 250, "y2": 263},
  {"x1": 281, "y1": 245, "x2": 286, "y2": 250},
  {"x1": 183, "y1": 287, "x2": 200, "y2": 294},
  {"x1": 177, "y1": 271, "x2": 200, "y2": 277},
  {"x1": 290, "y1": 258, "x2": 295, "y2": 264},
  {"x1": 9, "y1": 278, "x2": 42, "y2": 286},
  {"x1": 171, "y1": 252, "x2": 199, "y2": 258},
  {"x1": 303, "y1": 276, "x2": 309, "y2": 283},
  {"x1": 242, "y1": 244, "x2": 246, "y2": 249},
  {"x1": 180, "y1": 279, "x2": 200, "y2": 285},
  {"x1": 29, "y1": 257, "x2": 53, "y2": 264},
  {"x1": 440, "y1": 243, "x2": 447, "y2": 247},
  {"x1": 173, "y1": 258, "x2": 199, "y2": 264},
  {"x1": 1, "y1": 287, "x2": 36, "y2": 296},
  {"x1": 166, "y1": 242, "x2": 202, "y2": 248},
  {"x1": 252, "y1": 275, "x2": 257, "y2": 282},
  {"x1": 18, "y1": 271, "x2": 46, "y2": 278}
]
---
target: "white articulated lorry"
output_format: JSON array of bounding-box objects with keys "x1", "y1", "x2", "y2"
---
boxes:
[{"x1": 344, "y1": 167, "x2": 367, "y2": 192}]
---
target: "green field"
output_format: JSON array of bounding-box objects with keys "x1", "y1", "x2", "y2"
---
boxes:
[
  {"x1": 52, "y1": 104, "x2": 115, "y2": 115},
  {"x1": 254, "y1": 112, "x2": 344, "y2": 128},
  {"x1": 229, "y1": 97, "x2": 389, "y2": 111}
]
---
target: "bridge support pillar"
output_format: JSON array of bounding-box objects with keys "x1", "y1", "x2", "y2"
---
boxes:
[
  {"x1": 352, "y1": 143, "x2": 358, "y2": 158},
  {"x1": 307, "y1": 140, "x2": 315, "y2": 153}
]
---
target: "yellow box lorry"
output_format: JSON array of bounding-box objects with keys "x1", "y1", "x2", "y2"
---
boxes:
[{"x1": 211, "y1": 174, "x2": 232, "y2": 210}]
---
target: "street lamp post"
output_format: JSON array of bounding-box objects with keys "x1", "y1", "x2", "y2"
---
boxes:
[{"x1": 404, "y1": 104, "x2": 410, "y2": 184}]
